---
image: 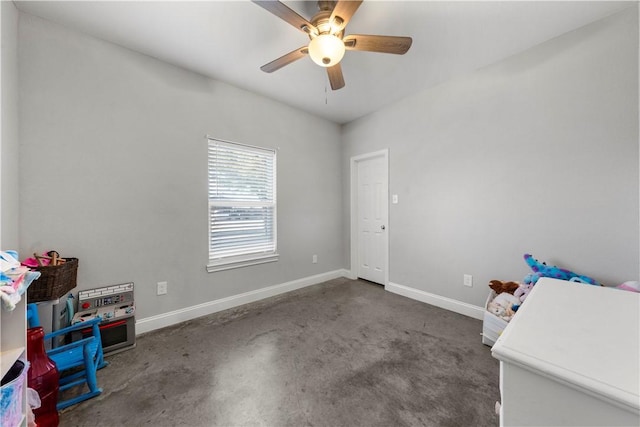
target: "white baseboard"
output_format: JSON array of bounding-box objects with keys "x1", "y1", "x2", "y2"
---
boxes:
[
  {"x1": 386, "y1": 281, "x2": 485, "y2": 320},
  {"x1": 136, "y1": 269, "x2": 349, "y2": 335}
]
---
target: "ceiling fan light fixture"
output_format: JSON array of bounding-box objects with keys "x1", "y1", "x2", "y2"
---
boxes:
[{"x1": 308, "y1": 34, "x2": 345, "y2": 67}]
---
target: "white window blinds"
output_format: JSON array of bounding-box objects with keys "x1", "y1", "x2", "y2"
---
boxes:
[{"x1": 207, "y1": 138, "x2": 277, "y2": 270}]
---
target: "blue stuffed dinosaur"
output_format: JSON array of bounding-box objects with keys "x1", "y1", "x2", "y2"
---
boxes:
[{"x1": 523, "y1": 254, "x2": 599, "y2": 286}]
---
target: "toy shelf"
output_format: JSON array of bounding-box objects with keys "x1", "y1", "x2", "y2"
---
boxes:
[
  {"x1": 1, "y1": 296, "x2": 27, "y2": 427},
  {"x1": 1, "y1": 347, "x2": 25, "y2": 378}
]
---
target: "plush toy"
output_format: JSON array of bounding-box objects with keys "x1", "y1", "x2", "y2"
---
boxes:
[
  {"x1": 488, "y1": 280, "x2": 520, "y2": 295},
  {"x1": 514, "y1": 283, "x2": 533, "y2": 302},
  {"x1": 493, "y1": 292, "x2": 521, "y2": 307},
  {"x1": 488, "y1": 292, "x2": 520, "y2": 321},
  {"x1": 487, "y1": 301, "x2": 510, "y2": 319},
  {"x1": 489, "y1": 294, "x2": 519, "y2": 320},
  {"x1": 487, "y1": 301, "x2": 516, "y2": 321},
  {"x1": 616, "y1": 281, "x2": 640, "y2": 293},
  {"x1": 523, "y1": 254, "x2": 599, "y2": 286}
]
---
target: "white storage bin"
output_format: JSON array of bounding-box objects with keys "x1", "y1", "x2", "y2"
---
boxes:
[
  {"x1": 0, "y1": 359, "x2": 27, "y2": 427},
  {"x1": 482, "y1": 290, "x2": 509, "y2": 346}
]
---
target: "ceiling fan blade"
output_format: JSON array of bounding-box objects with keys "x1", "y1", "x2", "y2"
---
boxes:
[
  {"x1": 330, "y1": 0, "x2": 363, "y2": 32},
  {"x1": 343, "y1": 34, "x2": 412, "y2": 54},
  {"x1": 252, "y1": 1, "x2": 317, "y2": 35},
  {"x1": 260, "y1": 46, "x2": 309, "y2": 73},
  {"x1": 327, "y1": 63, "x2": 345, "y2": 90}
]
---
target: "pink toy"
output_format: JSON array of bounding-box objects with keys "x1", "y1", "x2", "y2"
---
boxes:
[
  {"x1": 22, "y1": 255, "x2": 49, "y2": 268},
  {"x1": 616, "y1": 281, "x2": 640, "y2": 293}
]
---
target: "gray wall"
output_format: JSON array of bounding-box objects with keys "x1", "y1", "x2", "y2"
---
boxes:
[
  {"x1": 14, "y1": 5, "x2": 639, "y2": 320},
  {"x1": 1, "y1": 1, "x2": 19, "y2": 249},
  {"x1": 18, "y1": 14, "x2": 343, "y2": 319},
  {"x1": 342, "y1": 7, "x2": 639, "y2": 307}
]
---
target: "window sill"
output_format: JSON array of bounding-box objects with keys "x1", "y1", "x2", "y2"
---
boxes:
[{"x1": 207, "y1": 253, "x2": 279, "y2": 273}]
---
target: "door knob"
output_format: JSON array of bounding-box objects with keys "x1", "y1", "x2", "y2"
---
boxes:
[{"x1": 381, "y1": 225, "x2": 386, "y2": 230}]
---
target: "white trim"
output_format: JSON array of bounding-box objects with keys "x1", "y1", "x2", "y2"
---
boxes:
[
  {"x1": 136, "y1": 269, "x2": 349, "y2": 335},
  {"x1": 207, "y1": 253, "x2": 279, "y2": 272},
  {"x1": 344, "y1": 270, "x2": 357, "y2": 280},
  {"x1": 350, "y1": 149, "x2": 389, "y2": 285},
  {"x1": 205, "y1": 136, "x2": 277, "y2": 154},
  {"x1": 386, "y1": 281, "x2": 485, "y2": 320}
]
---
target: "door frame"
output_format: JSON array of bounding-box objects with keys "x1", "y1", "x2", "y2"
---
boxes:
[{"x1": 349, "y1": 149, "x2": 389, "y2": 286}]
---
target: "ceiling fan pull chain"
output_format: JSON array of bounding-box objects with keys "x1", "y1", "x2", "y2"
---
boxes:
[{"x1": 325, "y1": 83, "x2": 328, "y2": 105}]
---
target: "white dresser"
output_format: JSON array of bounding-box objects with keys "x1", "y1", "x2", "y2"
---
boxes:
[{"x1": 492, "y1": 277, "x2": 639, "y2": 426}]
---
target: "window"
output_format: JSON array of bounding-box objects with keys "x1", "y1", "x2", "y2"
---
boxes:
[{"x1": 207, "y1": 138, "x2": 277, "y2": 272}]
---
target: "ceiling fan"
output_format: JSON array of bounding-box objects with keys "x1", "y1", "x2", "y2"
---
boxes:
[{"x1": 252, "y1": 0, "x2": 412, "y2": 90}]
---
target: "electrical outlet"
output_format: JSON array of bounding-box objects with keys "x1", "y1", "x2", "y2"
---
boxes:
[
  {"x1": 157, "y1": 281, "x2": 168, "y2": 295},
  {"x1": 312, "y1": 254, "x2": 318, "y2": 264},
  {"x1": 463, "y1": 274, "x2": 473, "y2": 287}
]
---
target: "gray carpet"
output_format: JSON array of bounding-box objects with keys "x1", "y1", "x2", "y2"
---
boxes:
[{"x1": 60, "y1": 278, "x2": 500, "y2": 426}]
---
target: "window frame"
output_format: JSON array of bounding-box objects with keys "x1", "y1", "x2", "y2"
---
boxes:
[{"x1": 206, "y1": 137, "x2": 278, "y2": 273}]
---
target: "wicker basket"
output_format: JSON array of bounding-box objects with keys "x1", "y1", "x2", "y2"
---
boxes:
[{"x1": 27, "y1": 258, "x2": 78, "y2": 302}]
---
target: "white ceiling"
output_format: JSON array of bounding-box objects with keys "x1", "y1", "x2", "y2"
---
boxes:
[{"x1": 15, "y1": 1, "x2": 633, "y2": 124}]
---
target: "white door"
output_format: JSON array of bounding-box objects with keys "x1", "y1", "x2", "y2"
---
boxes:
[{"x1": 355, "y1": 153, "x2": 388, "y2": 285}]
